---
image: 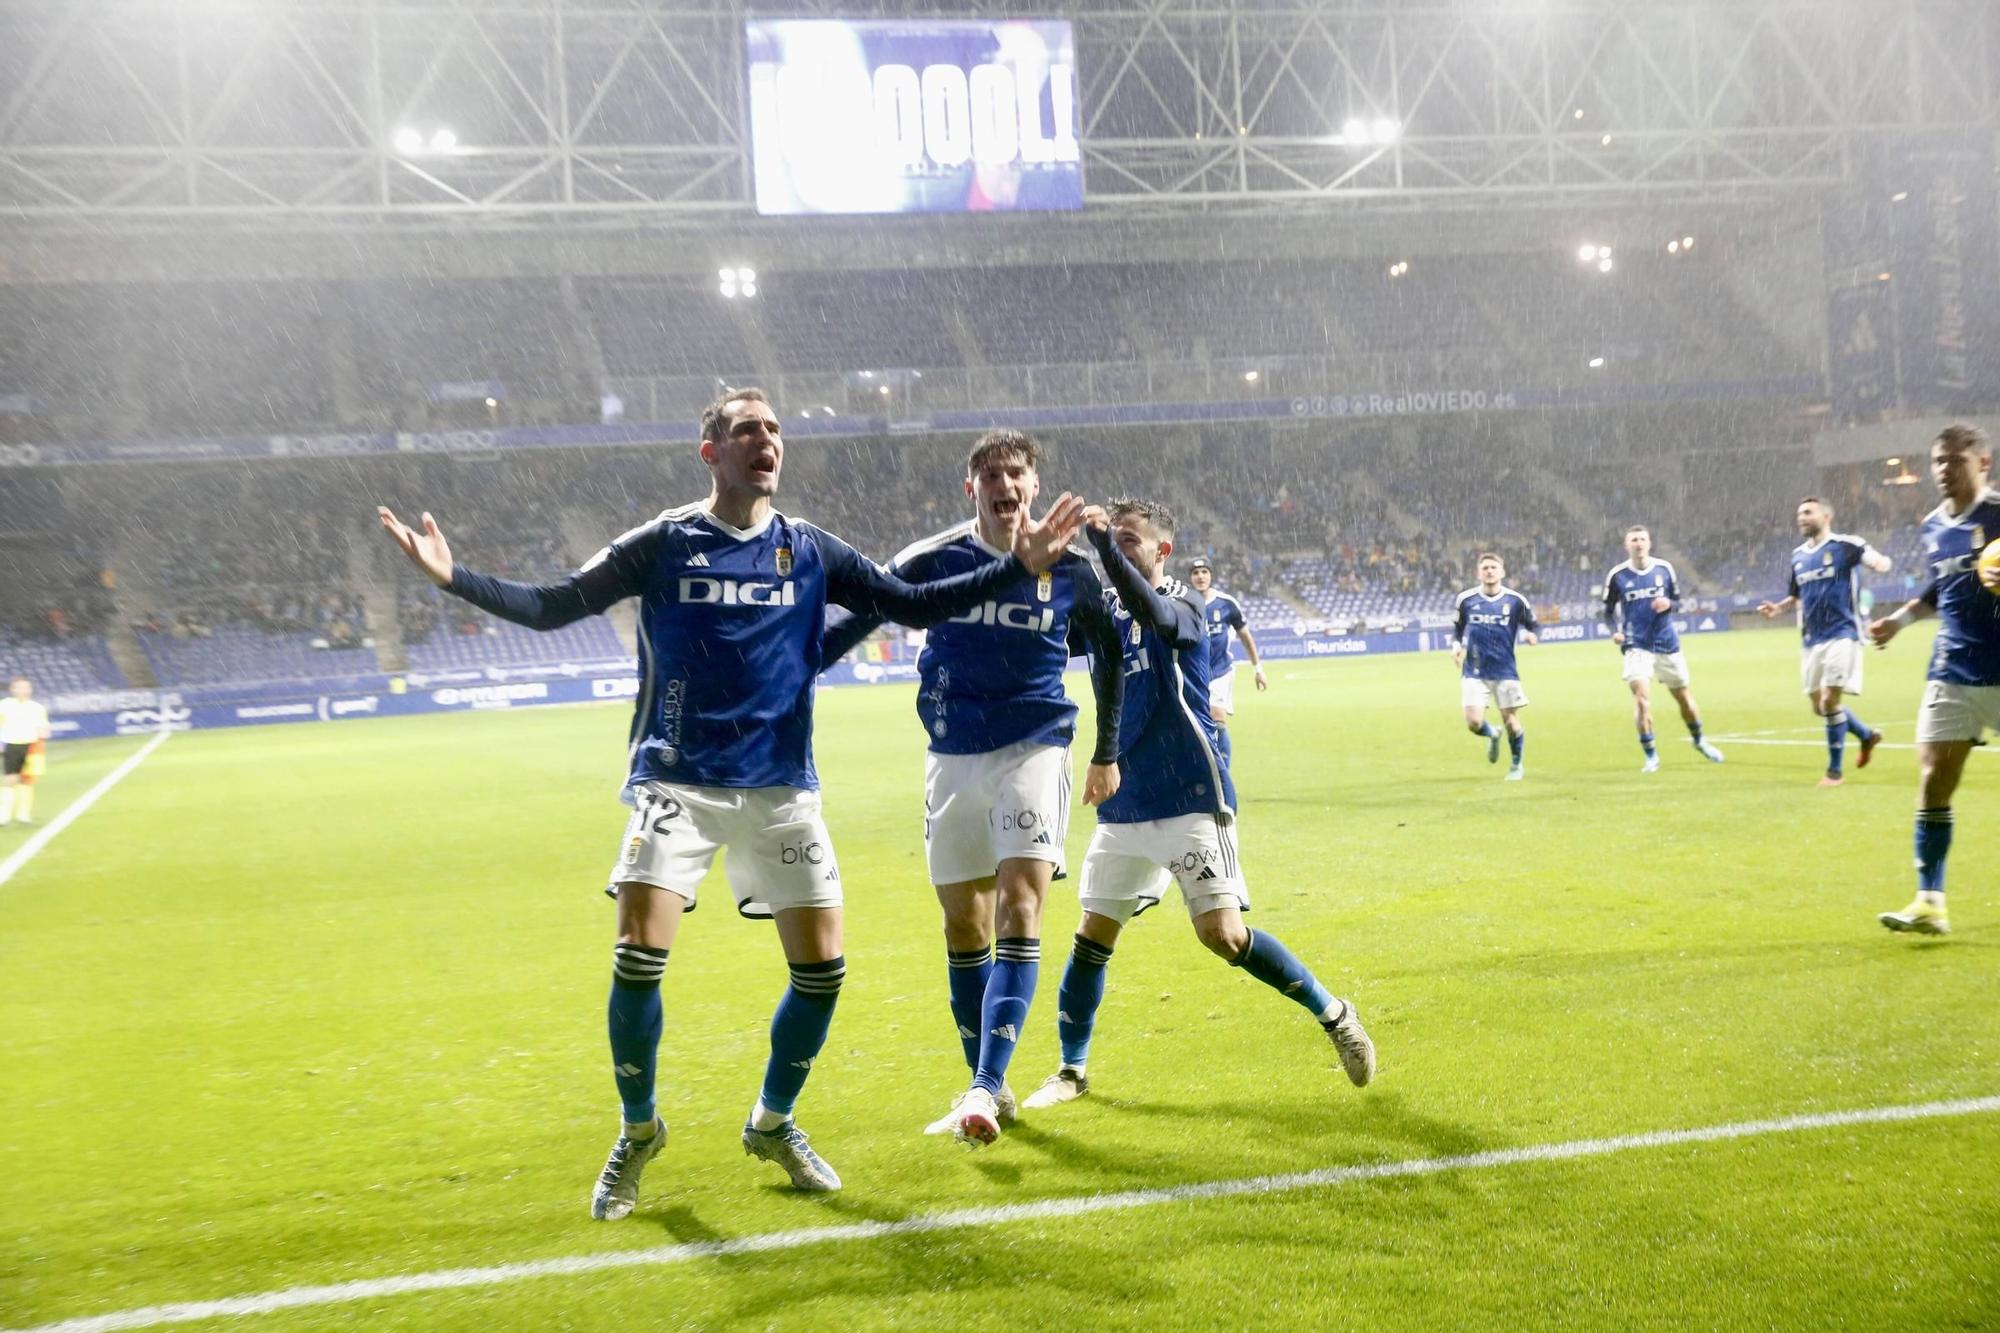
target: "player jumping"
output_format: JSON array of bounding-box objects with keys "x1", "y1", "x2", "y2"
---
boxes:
[
  {"x1": 1019, "y1": 499, "x2": 1375, "y2": 1113},
  {"x1": 1866, "y1": 423, "x2": 2000, "y2": 937},
  {"x1": 379, "y1": 388, "x2": 1083, "y2": 1214},
  {"x1": 1186, "y1": 557, "x2": 1267, "y2": 765},
  {"x1": 1756, "y1": 498, "x2": 1892, "y2": 786},
  {"x1": 1604, "y1": 526, "x2": 1724, "y2": 771},
  {"x1": 818, "y1": 430, "x2": 1125, "y2": 1148},
  {"x1": 1452, "y1": 554, "x2": 1538, "y2": 781},
  {"x1": 0, "y1": 676, "x2": 51, "y2": 825}
]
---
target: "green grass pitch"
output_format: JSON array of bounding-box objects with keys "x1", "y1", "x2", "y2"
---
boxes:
[{"x1": 2, "y1": 626, "x2": 1996, "y2": 1331}]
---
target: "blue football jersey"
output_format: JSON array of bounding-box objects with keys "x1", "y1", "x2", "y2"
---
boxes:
[
  {"x1": 1086, "y1": 529, "x2": 1236, "y2": 824},
  {"x1": 1788, "y1": 534, "x2": 1875, "y2": 647},
  {"x1": 1203, "y1": 590, "x2": 1246, "y2": 677},
  {"x1": 445, "y1": 501, "x2": 1034, "y2": 796},
  {"x1": 1453, "y1": 586, "x2": 1539, "y2": 681},
  {"x1": 821, "y1": 521, "x2": 1121, "y2": 760},
  {"x1": 1602, "y1": 559, "x2": 1682, "y2": 654},
  {"x1": 1919, "y1": 488, "x2": 2000, "y2": 686}
]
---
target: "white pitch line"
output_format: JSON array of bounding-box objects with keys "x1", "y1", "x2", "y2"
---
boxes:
[
  {"x1": 0, "y1": 731, "x2": 169, "y2": 890},
  {"x1": 10, "y1": 1094, "x2": 1999, "y2": 1333},
  {"x1": 1713, "y1": 737, "x2": 1996, "y2": 753}
]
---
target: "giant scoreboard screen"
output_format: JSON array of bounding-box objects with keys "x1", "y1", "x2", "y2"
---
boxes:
[{"x1": 746, "y1": 18, "x2": 1083, "y2": 216}]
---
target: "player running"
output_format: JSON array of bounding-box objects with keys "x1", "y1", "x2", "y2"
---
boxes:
[
  {"x1": 1603, "y1": 526, "x2": 1724, "y2": 771},
  {"x1": 1019, "y1": 499, "x2": 1376, "y2": 1114},
  {"x1": 378, "y1": 388, "x2": 1083, "y2": 1214},
  {"x1": 818, "y1": 430, "x2": 1124, "y2": 1148},
  {"x1": 0, "y1": 677, "x2": 51, "y2": 826},
  {"x1": 1866, "y1": 423, "x2": 2000, "y2": 937},
  {"x1": 1186, "y1": 557, "x2": 1267, "y2": 765},
  {"x1": 1451, "y1": 554, "x2": 1538, "y2": 781},
  {"x1": 1756, "y1": 498, "x2": 1893, "y2": 786}
]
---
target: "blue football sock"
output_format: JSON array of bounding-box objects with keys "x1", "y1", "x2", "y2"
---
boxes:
[
  {"x1": 608, "y1": 943, "x2": 668, "y2": 1125},
  {"x1": 758, "y1": 958, "x2": 845, "y2": 1119},
  {"x1": 1230, "y1": 929, "x2": 1334, "y2": 1017},
  {"x1": 1824, "y1": 709, "x2": 1848, "y2": 773},
  {"x1": 1056, "y1": 934, "x2": 1113, "y2": 1067},
  {"x1": 974, "y1": 938, "x2": 1040, "y2": 1095},
  {"x1": 1686, "y1": 718, "x2": 1704, "y2": 744},
  {"x1": 1508, "y1": 730, "x2": 1525, "y2": 764},
  {"x1": 946, "y1": 945, "x2": 993, "y2": 1071},
  {"x1": 1639, "y1": 731, "x2": 1657, "y2": 758},
  {"x1": 1845, "y1": 707, "x2": 1872, "y2": 739},
  {"x1": 1915, "y1": 808, "x2": 1953, "y2": 896},
  {"x1": 1479, "y1": 721, "x2": 1500, "y2": 740}
]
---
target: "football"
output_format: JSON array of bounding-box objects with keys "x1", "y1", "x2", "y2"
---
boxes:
[{"x1": 1980, "y1": 537, "x2": 2000, "y2": 593}]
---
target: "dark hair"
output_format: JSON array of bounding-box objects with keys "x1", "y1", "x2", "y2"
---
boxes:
[
  {"x1": 1625, "y1": 525, "x2": 1650, "y2": 537},
  {"x1": 966, "y1": 429, "x2": 1042, "y2": 475},
  {"x1": 1107, "y1": 496, "x2": 1177, "y2": 542},
  {"x1": 1476, "y1": 552, "x2": 1503, "y2": 566},
  {"x1": 1935, "y1": 422, "x2": 1989, "y2": 455},
  {"x1": 700, "y1": 386, "x2": 771, "y2": 445}
]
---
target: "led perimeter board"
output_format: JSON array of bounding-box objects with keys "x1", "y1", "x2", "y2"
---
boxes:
[{"x1": 746, "y1": 18, "x2": 1083, "y2": 216}]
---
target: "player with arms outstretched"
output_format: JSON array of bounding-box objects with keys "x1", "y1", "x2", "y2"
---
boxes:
[
  {"x1": 1019, "y1": 499, "x2": 1375, "y2": 1113},
  {"x1": 1866, "y1": 424, "x2": 2000, "y2": 936},
  {"x1": 1604, "y1": 526, "x2": 1724, "y2": 771},
  {"x1": 1452, "y1": 553, "x2": 1538, "y2": 781},
  {"x1": 378, "y1": 388, "x2": 1083, "y2": 1213},
  {"x1": 0, "y1": 677, "x2": 51, "y2": 825},
  {"x1": 1186, "y1": 557, "x2": 1266, "y2": 764},
  {"x1": 1757, "y1": 498, "x2": 1892, "y2": 786},
  {"x1": 819, "y1": 430, "x2": 1124, "y2": 1147}
]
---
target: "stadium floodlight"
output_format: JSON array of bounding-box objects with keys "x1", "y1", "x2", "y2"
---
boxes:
[
  {"x1": 392, "y1": 127, "x2": 423, "y2": 155},
  {"x1": 741, "y1": 282, "x2": 757, "y2": 298},
  {"x1": 1371, "y1": 118, "x2": 1401, "y2": 144},
  {"x1": 1667, "y1": 240, "x2": 1680, "y2": 254},
  {"x1": 1243, "y1": 370, "x2": 1260, "y2": 383},
  {"x1": 1588, "y1": 356, "x2": 1606, "y2": 368},
  {"x1": 1877, "y1": 271, "x2": 1893, "y2": 282},
  {"x1": 1891, "y1": 191, "x2": 1909, "y2": 202},
  {"x1": 1341, "y1": 118, "x2": 1369, "y2": 144},
  {"x1": 718, "y1": 266, "x2": 756, "y2": 299},
  {"x1": 1577, "y1": 243, "x2": 1600, "y2": 263},
  {"x1": 1573, "y1": 107, "x2": 1585, "y2": 120},
  {"x1": 1682, "y1": 235, "x2": 1694, "y2": 248},
  {"x1": 879, "y1": 385, "x2": 891, "y2": 396},
  {"x1": 429, "y1": 128, "x2": 457, "y2": 153},
  {"x1": 484, "y1": 396, "x2": 496, "y2": 408},
  {"x1": 1600, "y1": 134, "x2": 1613, "y2": 146},
  {"x1": 1388, "y1": 260, "x2": 1409, "y2": 277},
  {"x1": 1597, "y1": 256, "x2": 1614, "y2": 273}
]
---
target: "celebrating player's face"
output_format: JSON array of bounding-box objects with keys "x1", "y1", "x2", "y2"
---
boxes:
[
  {"x1": 1931, "y1": 438, "x2": 1990, "y2": 505},
  {"x1": 1189, "y1": 566, "x2": 1212, "y2": 591},
  {"x1": 966, "y1": 454, "x2": 1040, "y2": 536},
  {"x1": 1796, "y1": 502, "x2": 1828, "y2": 537},
  {"x1": 1625, "y1": 529, "x2": 1651, "y2": 560},
  {"x1": 1477, "y1": 558, "x2": 1503, "y2": 587},
  {"x1": 705, "y1": 398, "x2": 784, "y2": 497},
  {"x1": 1112, "y1": 515, "x2": 1166, "y2": 578}
]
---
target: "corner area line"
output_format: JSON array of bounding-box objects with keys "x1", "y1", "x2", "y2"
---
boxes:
[
  {"x1": 10, "y1": 1094, "x2": 1999, "y2": 1333},
  {"x1": 0, "y1": 730, "x2": 170, "y2": 890}
]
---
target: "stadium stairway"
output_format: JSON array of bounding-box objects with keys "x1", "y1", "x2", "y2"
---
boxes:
[{"x1": 102, "y1": 602, "x2": 158, "y2": 688}]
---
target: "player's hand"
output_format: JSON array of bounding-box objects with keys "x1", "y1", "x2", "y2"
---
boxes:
[
  {"x1": 1866, "y1": 617, "x2": 1898, "y2": 648},
  {"x1": 1083, "y1": 762, "x2": 1120, "y2": 806},
  {"x1": 1079, "y1": 504, "x2": 1110, "y2": 534},
  {"x1": 1253, "y1": 665, "x2": 1268, "y2": 691},
  {"x1": 1756, "y1": 601, "x2": 1781, "y2": 618},
  {"x1": 1013, "y1": 493, "x2": 1085, "y2": 573},
  {"x1": 1611, "y1": 631, "x2": 1625, "y2": 647},
  {"x1": 378, "y1": 506, "x2": 453, "y2": 587},
  {"x1": 1649, "y1": 596, "x2": 1673, "y2": 614},
  {"x1": 1982, "y1": 560, "x2": 2000, "y2": 593},
  {"x1": 1522, "y1": 633, "x2": 1538, "y2": 647},
  {"x1": 1450, "y1": 646, "x2": 1466, "y2": 668}
]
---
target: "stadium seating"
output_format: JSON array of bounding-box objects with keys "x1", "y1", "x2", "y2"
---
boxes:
[{"x1": 0, "y1": 632, "x2": 125, "y2": 695}]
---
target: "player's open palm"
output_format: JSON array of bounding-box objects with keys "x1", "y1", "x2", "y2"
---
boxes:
[
  {"x1": 378, "y1": 506, "x2": 454, "y2": 587},
  {"x1": 1014, "y1": 493, "x2": 1086, "y2": 572}
]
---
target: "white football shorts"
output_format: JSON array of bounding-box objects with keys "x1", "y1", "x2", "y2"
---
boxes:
[
  {"x1": 1621, "y1": 648, "x2": 1691, "y2": 689},
  {"x1": 1209, "y1": 665, "x2": 1237, "y2": 716},
  {"x1": 1800, "y1": 638, "x2": 1864, "y2": 695},
  {"x1": 1914, "y1": 680, "x2": 2000, "y2": 744},
  {"x1": 1078, "y1": 812, "x2": 1249, "y2": 925},
  {"x1": 924, "y1": 740, "x2": 1071, "y2": 885},
  {"x1": 1461, "y1": 677, "x2": 1529, "y2": 711},
  {"x1": 607, "y1": 782, "x2": 842, "y2": 918}
]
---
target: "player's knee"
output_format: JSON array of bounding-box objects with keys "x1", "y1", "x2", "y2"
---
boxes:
[
  {"x1": 1196, "y1": 914, "x2": 1249, "y2": 959},
  {"x1": 788, "y1": 957, "x2": 846, "y2": 1002}
]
